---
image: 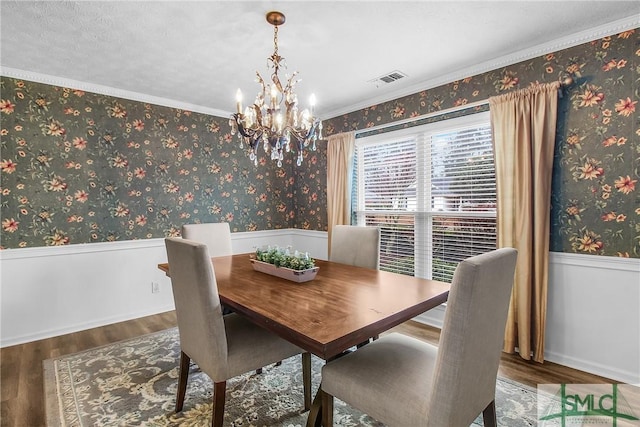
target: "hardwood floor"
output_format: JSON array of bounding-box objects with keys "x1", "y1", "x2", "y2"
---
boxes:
[
  {"x1": 1, "y1": 311, "x2": 613, "y2": 427},
  {"x1": 1, "y1": 311, "x2": 178, "y2": 427}
]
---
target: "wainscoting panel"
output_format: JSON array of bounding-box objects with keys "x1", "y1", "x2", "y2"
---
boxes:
[
  {"x1": 0, "y1": 238, "x2": 174, "y2": 347},
  {"x1": 545, "y1": 252, "x2": 639, "y2": 384},
  {"x1": 0, "y1": 229, "x2": 327, "y2": 347},
  {"x1": 1, "y1": 234, "x2": 638, "y2": 384}
]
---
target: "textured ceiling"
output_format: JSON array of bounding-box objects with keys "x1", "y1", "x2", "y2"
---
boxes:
[{"x1": 1, "y1": 1, "x2": 639, "y2": 119}]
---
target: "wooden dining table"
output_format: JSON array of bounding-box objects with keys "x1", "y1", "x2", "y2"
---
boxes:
[{"x1": 158, "y1": 253, "x2": 450, "y2": 426}]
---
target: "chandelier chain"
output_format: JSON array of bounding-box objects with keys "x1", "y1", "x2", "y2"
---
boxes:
[{"x1": 273, "y1": 26, "x2": 278, "y2": 58}]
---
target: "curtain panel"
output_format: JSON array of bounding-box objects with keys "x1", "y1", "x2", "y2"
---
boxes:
[
  {"x1": 326, "y1": 132, "x2": 355, "y2": 255},
  {"x1": 489, "y1": 81, "x2": 560, "y2": 362}
]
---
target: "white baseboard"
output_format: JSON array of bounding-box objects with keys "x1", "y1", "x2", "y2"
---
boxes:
[
  {"x1": 8, "y1": 305, "x2": 176, "y2": 347},
  {"x1": 544, "y1": 349, "x2": 639, "y2": 385}
]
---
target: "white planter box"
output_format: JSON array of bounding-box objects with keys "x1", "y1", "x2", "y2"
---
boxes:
[{"x1": 250, "y1": 258, "x2": 319, "y2": 283}]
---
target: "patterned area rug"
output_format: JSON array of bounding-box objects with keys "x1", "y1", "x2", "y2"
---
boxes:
[{"x1": 44, "y1": 327, "x2": 541, "y2": 426}]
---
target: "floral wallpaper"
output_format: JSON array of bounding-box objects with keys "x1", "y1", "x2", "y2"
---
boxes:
[
  {"x1": 0, "y1": 79, "x2": 327, "y2": 248},
  {"x1": 324, "y1": 29, "x2": 639, "y2": 258},
  {"x1": 1, "y1": 28, "x2": 637, "y2": 257}
]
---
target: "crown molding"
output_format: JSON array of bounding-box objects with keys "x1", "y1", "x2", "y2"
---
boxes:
[
  {"x1": 2, "y1": 15, "x2": 638, "y2": 121},
  {"x1": 0, "y1": 66, "x2": 231, "y2": 118},
  {"x1": 322, "y1": 15, "x2": 640, "y2": 120}
]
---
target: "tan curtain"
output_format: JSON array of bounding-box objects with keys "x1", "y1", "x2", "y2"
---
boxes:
[
  {"x1": 489, "y1": 82, "x2": 560, "y2": 363},
  {"x1": 326, "y1": 132, "x2": 355, "y2": 255}
]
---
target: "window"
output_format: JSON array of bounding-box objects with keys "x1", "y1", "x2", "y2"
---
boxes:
[{"x1": 354, "y1": 112, "x2": 496, "y2": 282}]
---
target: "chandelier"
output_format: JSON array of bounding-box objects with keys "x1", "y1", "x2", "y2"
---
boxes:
[{"x1": 229, "y1": 11, "x2": 322, "y2": 167}]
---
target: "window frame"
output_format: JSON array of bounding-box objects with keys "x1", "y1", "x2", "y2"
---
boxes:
[{"x1": 353, "y1": 111, "x2": 495, "y2": 280}]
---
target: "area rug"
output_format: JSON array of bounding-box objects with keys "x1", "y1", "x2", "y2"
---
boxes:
[{"x1": 44, "y1": 327, "x2": 541, "y2": 426}]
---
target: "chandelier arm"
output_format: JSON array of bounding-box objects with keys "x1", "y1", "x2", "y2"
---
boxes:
[
  {"x1": 234, "y1": 114, "x2": 262, "y2": 145},
  {"x1": 282, "y1": 125, "x2": 304, "y2": 143},
  {"x1": 283, "y1": 71, "x2": 299, "y2": 93},
  {"x1": 256, "y1": 72, "x2": 267, "y2": 105},
  {"x1": 284, "y1": 103, "x2": 294, "y2": 129},
  {"x1": 272, "y1": 72, "x2": 284, "y2": 94},
  {"x1": 284, "y1": 121, "x2": 318, "y2": 144},
  {"x1": 252, "y1": 104, "x2": 263, "y2": 125}
]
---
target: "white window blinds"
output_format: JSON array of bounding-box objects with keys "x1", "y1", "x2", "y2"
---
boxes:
[{"x1": 354, "y1": 112, "x2": 496, "y2": 282}]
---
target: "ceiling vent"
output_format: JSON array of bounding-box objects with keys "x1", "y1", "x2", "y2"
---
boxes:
[{"x1": 369, "y1": 70, "x2": 407, "y2": 86}]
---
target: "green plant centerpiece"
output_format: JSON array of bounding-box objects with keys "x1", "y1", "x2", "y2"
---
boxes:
[{"x1": 255, "y1": 246, "x2": 316, "y2": 271}]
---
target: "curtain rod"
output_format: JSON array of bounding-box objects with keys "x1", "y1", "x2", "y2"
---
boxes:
[
  {"x1": 353, "y1": 76, "x2": 574, "y2": 137},
  {"x1": 354, "y1": 99, "x2": 489, "y2": 137}
]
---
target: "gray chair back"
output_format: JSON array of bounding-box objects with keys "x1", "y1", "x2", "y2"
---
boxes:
[
  {"x1": 427, "y1": 247, "x2": 518, "y2": 425},
  {"x1": 329, "y1": 225, "x2": 380, "y2": 269},
  {"x1": 164, "y1": 237, "x2": 228, "y2": 380},
  {"x1": 181, "y1": 222, "x2": 232, "y2": 257}
]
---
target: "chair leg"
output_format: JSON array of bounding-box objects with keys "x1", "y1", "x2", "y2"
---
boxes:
[
  {"x1": 257, "y1": 360, "x2": 281, "y2": 375},
  {"x1": 211, "y1": 381, "x2": 226, "y2": 427},
  {"x1": 321, "y1": 389, "x2": 334, "y2": 427},
  {"x1": 302, "y1": 352, "x2": 312, "y2": 410},
  {"x1": 482, "y1": 400, "x2": 497, "y2": 427},
  {"x1": 175, "y1": 351, "x2": 190, "y2": 413}
]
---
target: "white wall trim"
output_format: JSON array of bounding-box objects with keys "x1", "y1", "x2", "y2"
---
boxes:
[
  {"x1": 323, "y1": 15, "x2": 640, "y2": 118},
  {"x1": 543, "y1": 349, "x2": 637, "y2": 386},
  {"x1": 550, "y1": 251, "x2": 640, "y2": 272},
  {"x1": 0, "y1": 238, "x2": 165, "y2": 260},
  {"x1": 9, "y1": 306, "x2": 176, "y2": 347},
  {"x1": 0, "y1": 228, "x2": 330, "y2": 260}
]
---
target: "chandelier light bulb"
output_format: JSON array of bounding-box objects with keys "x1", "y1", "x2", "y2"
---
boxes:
[{"x1": 236, "y1": 89, "x2": 243, "y2": 114}]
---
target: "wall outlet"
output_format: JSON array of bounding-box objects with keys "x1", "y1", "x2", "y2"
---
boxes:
[{"x1": 151, "y1": 282, "x2": 160, "y2": 294}]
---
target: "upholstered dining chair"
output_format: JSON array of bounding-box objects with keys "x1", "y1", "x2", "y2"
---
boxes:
[
  {"x1": 181, "y1": 222, "x2": 237, "y2": 313},
  {"x1": 330, "y1": 225, "x2": 381, "y2": 347},
  {"x1": 182, "y1": 222, "x2": 282, "y2": 373},
  {"x1": 181, "y1": 222, "x2": 233, "y2": 257},
  {"x1": 164, "y1": 237, "x2": 311, "y2": 427},
  {"x1": 329, "y1": 225, "x2": 380, "y2": 269},
  {"x1": 320, "y1": 248, "x2": 518, "y2": 427}
]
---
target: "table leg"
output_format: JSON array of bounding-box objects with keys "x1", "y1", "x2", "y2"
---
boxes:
[
  {"x1": 306, "y1": 350, "x2": 352, "y2": 426},
  {"x1": 303, "y1": 352, "x2": 312, "y2": 410},
  {"x1": 305, "y1": 384, "x2": 324, "y2": 427}
]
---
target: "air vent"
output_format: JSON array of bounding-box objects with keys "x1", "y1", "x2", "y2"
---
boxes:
[{"x1": 369, "y1": 70, "x2": 408, "y2": 86}]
